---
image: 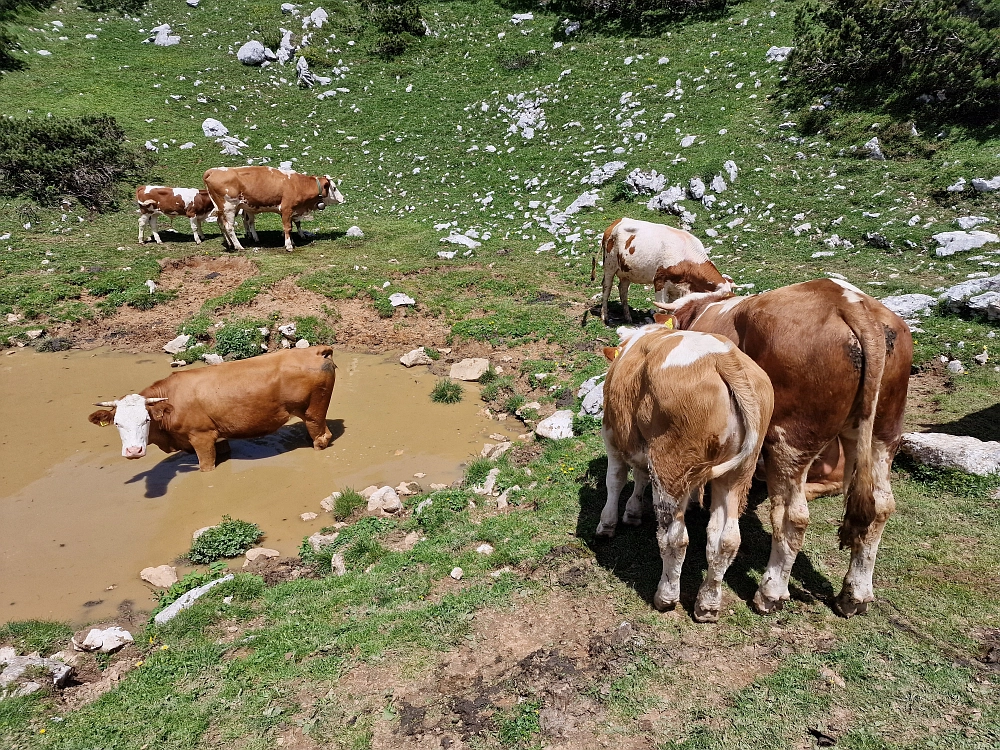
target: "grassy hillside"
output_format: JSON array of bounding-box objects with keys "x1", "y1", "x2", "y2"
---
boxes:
[{"x1": 1, "y1": 0, "x2": 1000, "y2": 747}]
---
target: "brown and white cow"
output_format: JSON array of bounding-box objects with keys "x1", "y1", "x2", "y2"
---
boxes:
[
  {"x1": 136, "y1": 186, "x2": 216, "y2": 245},
  {"x1": 654, "y1": 278, "x2": 912, "y2": 617},
  {"x1": 597, "y1": 325, "x2": 773, "y2": 622},
  {"x1": 88, "y1": 346, "x2": 337, "y2": 471},
  {"x1": 596, "y1": 217, "x2": 733, "y2": 324},
  {"x1": 202, "y1": 166, "x2": 345, "y2": 252}
]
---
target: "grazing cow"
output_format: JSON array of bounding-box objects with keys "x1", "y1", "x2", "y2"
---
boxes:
[
  {"x1": 88, "y1": 346, "x2": 337, "y2": 471},
  {"x1": 136, "y1": 186, "x2": 216, "y2": 245},
  {"x1": 597, "y1": 325, "x2": 773, "y2": 622},
  {"x1": 202, "y1": 166, "x2": 345, "y2": 252},
  {"x1": 654, "y1": 278, "x2": 912, "y2": 617},
  {"x1": 596, "y1": 217, "x2": 733, "y2": 324}
]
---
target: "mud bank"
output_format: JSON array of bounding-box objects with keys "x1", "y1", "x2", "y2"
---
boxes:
[{"x1": 0, "y1": 348, "x2": 517, "y2": 625}]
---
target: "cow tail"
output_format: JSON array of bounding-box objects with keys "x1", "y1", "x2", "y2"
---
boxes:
[
  {"x1": 591, "y1": 255, "x2": 597, "y2": 282},
  {"x1": 315, "y1": 346, "x2": 335, "y2": 359},
  {"x1": 707, "y1": 353, "x2": 772, "y2": 509},
  {"x1": 837, "y1": 306, "x2": 887, "y2": 549}
]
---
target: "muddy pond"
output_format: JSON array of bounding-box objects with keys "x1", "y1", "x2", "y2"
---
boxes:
[{"x1": 0, "y1": 348, "x2": 517, "y2": 625}]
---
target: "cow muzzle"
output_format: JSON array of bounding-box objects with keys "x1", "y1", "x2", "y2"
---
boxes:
[{"x1": 124, "y1": 445, "x2": 146, "y2": 459}]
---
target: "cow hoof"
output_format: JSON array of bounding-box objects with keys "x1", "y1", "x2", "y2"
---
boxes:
[
  {"x1": 833, "y1": 592, "x2": 870, "y2": 619},
  {"x1": 595, "y1": 523, "x2": 616, "y2": 539},
  {"x1": 693, "y1": 605, "x2": 720, "y2": 623},
  {"x1": 653, "y1": 592, "x2": 678, "y2": 612},
  {"x1": 622, "y1": 511, "x2": 643, "y2": 526},
  {"x1": 752, "y1": 590, "x2": 785, "y2": 615}
]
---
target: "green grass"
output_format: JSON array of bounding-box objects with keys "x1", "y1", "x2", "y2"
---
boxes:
[
  {"x1": 188, "y1": 516, "x2": 263, "y2": 564},
  {"x1": 430, "y1": 378, "x2": 463, "y2": 404},
  {"x1": 332, "y1": 487, "x2": 367, "y2": 521}
]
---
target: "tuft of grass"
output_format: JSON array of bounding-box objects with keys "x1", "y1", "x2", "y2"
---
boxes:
[
  {"x1": 367, "y1": 288, "x2": 395, "y2": 318},
  {"x1": 504, "y1": 393, "x2": 526, "y2": 414},
  {"x1": 333, "y1": 487, "x2": 366, "y2": 520},
  {"x1": 464, "y1": 456, "x2": 493, "y2": 486},
  {"x1": 893, "y1": 453, "x2": 1000, "y2": 499},
  {"x1": 422, "y1": 346, "x2": 441, "y2": 360},
  {"x1": 431, "y1": 378, "x2": 463, "y2": 403},
  {"x1": 213, "y1": 319, "x2": 269, "y2": 360},
  {"x1": 188, "y1": 516, "x2": 263, "y2": 564},
  {"x1": 496, "y1": 699, "x2": 541, "y2": 748},
  {"x1": 0, "y1": 620, "x2": 72, "y2": 656},
  {"x1": 292, "y1": 314, "x2": 336, "y2": 345}
]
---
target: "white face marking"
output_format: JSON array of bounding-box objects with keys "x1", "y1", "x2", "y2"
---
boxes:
[
  {"x1": 660, "y1": 330, "x2": 731, "y2": 368},
  {"x1": 171, "y1": 187, "x2": 200, "y2": 207},
  {"x1": 326, "y1": 183, "x2": 345, "y2": 204},
  {"x1": 111, "y1": 393, "x2": 151, "y2": 458},
  {"x1": 829, "y1": 277, "x2": 865, "y2": 303}
]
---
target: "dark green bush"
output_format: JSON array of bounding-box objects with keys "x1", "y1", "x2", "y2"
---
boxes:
[
  {"x1": 544, "y1": 0, "x2": 726, "y2": 34},
  {"x1": 188, "y1": 516, "x2": 263, "y2": 564},
  {"x1": 0, "y1": 0, "x2": 49, "y2": 73},
  {"x1": 0, "y1": 114, "x2": 152, "y2": 208},
  {"x1": 363, "y1": 0, "x2": 424, "y2": 58},
  {"x1": 214, "y1": 319, "x2": 269, "y2": 360},
  {"x1": 82, "y1": 0, "x2": 148, "y2": 12},
  {"x1": 787, "y1": 0, "x2": 1000, "y2": 124}
]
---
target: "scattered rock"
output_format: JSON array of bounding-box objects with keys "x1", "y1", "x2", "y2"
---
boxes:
[
  {"x1": 346, "y1": 225, "x2": 364, "y2": 238},
  {"x1": 360, "y1": 485, "x2": 379, "y2": 498},
  {"x1": 688, "y1": 176, "x2": 706, "y2": 200},
  {"x1": 450, "y1": 358, "x2": 490, "y2": 381},
  {"x1": 201, "y1": 118, "x2": 228, "y2": 138},
  {"x1": 967, "y1": 292, "x2": 1000, "y2": 321},
  {"x1": 368, "y1": 486, "x2": 402, "y2": 514},
  {"x1": 947, "y1": 359, "x2": 966, "y2": 374},
  {"x1": 148, "y1": 23, "x2": 180, "y2": 46},
  {"x1": 0, "y1": 647, "x2": 73, "y2": 698},
  {"x1": 396, "y1": 481, "x2": 421, "y2": 496},
  {"x1": 71, "y1": 626, "x2": 133, "y2": 653},
  {"x1": 765, "y1": 45, "x2": 793, "y2": 63},
  {"x1": 429, "y1": 483, "x2": 449, "y2": 491},
  {"x1": 244, "y1": 547, "x2": 280, "y2": 564},
  {"x1": 307, "y1": 532, "x2": 339, "y2": 552},
  {"x1": 496, "y1": 484, "x2": 519, "y2": 509},
  {"x1": 974, "y1": 350, "x2": 990, "y2": 365},
  {"x1": 441, "y1": 233, "x2": 481, "y2": 249},
  {"x1": 389, "y1": 292, "x2": 416, "y2": 307},
  {"x1": 330, "y1": 553, "x2": 346, "y2": 576},
  {"x1": 472, "y1": 467, "x2": 501, "y2": 496},
  {"x1": 581, "y1": 161, "x2": 627, "y2": 186},
  {"x1": 535, "y1": 410, "x2": 575, "y2": 440},
  {"x1": 864, "y1": 136, "x2": 885, "y2": 160},
  {"x1": 140, "y1": 565, "x2": 178, "y2": 588},
  {"x1": 579, "y1": 381, "x2": 605, "y2": 418},
  {"x1": 957, "y1": 216, "x2": 989, "y2": 230},
  {"x1": 278, "y1": 322, "x2": 296, "y2": 337},
  {"x1": 320, "y1": 492, "x2": 341, "y2": 512},
  {"x1": 947, "y1": 177, "x2": 967, "y2": 192},
  {"x1": 237, "y1": 40, "x2": 266, "y2": 65},
  {"x1": 450, "y1": 567, "x2": 464, "y2": 580},
  {"x1": 880, "y1": 293, "x2": 935, "y2": 319},
  {"x1": 400, "y1": 347, "x2": 433, "y2": 367},
  {"x1": 162, "y1": 334, "x2": 190, "y2": 354},
  {"x1": 971, "y1": 176, "x2": 1000, "y2": 193},
  {"x1": 710, "y1": 174, "x2": 727, "y2": 193},
  {"x1": 900, "y1": 433, "x2": 1000, "y2": 475},
  {"x1": 623, "y1": 168, "x2": 666, "y2": 195},
  {"x1": 153, "y1": 574, "x2": 234, "y2": 625},
  {"x1": 476, "y1": 543, "x2": 495, "y2": 555},
  {"x1": 932, "y1": 230, "x2": 999, "y2": 257},
  {"x1": 202, "y1": 353, "x2": 224, "y2": 365},
  {"x1": 939, "y1": 274, "x2": 1000, "y2": 313},
  {"x1": 300, "y1": 511, "x2": 318, "y2": 521}
]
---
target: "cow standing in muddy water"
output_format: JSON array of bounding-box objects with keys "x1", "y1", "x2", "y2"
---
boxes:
[
  {"x1": 597, "y1": 325, "x2": 773, "y2": 622},
  {"x1": 136, "y1": 186, "x2": 216, "y2": 245},
  {"x1": 88, "y1": 346, "x2": 337, "y2": 471},
  {"x1": 202, "y1": 166, "x2": 345, "y2": 252},
  {"x1": 654, "y1": 278, "x2": 912, "y2": 617},
  {"x1": 597, "y1": 217, "x2": 733, "y2": 324}
]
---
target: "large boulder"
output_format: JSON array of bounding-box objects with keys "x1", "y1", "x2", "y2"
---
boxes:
[
  {"x1": 536, "y1": 410, "x2": 575, "y2": 440},
  {"x1": 932, "y1": 230, "x2": 999, "y2": 257},
  {"x1": 237, "y1": 40, "x2": 266, "y2": 65},
  {"x1": 939, "y1": 274, "x2": 1000, "y2": 313},
  {"x1": 971, "y1": 176, "x2": 1000, "y2": 193},
  {"x1": 900, "y1": 433, "x2": 1000, "y2": 476},
  {"x1": 0, "y1": 647, "x2": 73, "y2": 698},
  {"x1": 880, "y1": 293, "x2": 935, "y2": 319},
  {"x1": 140, "y1": 565, "x2": 178, "y2": 588},
  {"x1": 153, "y1": 574, "x2": 234, "y2": 625},
  {"x1": 967, "y1": 292, "x2": 1000, "y2": 321},
  {"x1": 450, "y1": 358, "x2": 489, "y2": 381}
]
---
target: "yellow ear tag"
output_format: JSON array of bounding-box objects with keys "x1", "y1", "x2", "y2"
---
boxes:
[
  {"x1": 613, "y1": 348, "x2": 619, "y2": 359},
  {"x1": 663, "y1": 318, "x2": 674, "y2": 329},
  {"x1": 100, "y1": 421, "x2": 110, "y2": 427}
]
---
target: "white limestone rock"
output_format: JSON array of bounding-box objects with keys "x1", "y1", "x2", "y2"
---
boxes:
[
  {"x1": 957, "y1": 216, "x2": 989, "y2": 230},
  {"x1": 153, "y1": 574, "x2": 234, "y2": 624},
  {"x1": 308, "y1": 532, "x2": 339, "y2": 552},
  {"x1": 880, "y1": 294, "x2": 935, "y2": 319},
  {"x1": 765, "y1": 45, "x2": 793, "y2": 63},
  {"x1": 401, "y1": 347, "x2": 433, "y2": 367},
  {"x1": 346, "y1": 225, "x2": 364, "y2": 238},
  {"x1": 472, "y1": 467, "x2": 500, "y2": 496},
  {"x1": 967, "y1": 291, "x2": 1000, "y2": 321},
  {"x1": 162, "y1": 334, "x2": 190, "y2": 354},
  {"x1": 535, "y1": 410, "x2": 575, "y2": 440},
  {"x1": 971, "y1": 176, "x2": 1000, "y2": 193},
  {"x1": 140, "y1": 565, "x2": 178, "y2": 588},
  {"x1": 237, "y1": 40, "x2": 266, "y2": 65},
  {"x1": 389, "y1": 292, "x2": 415, "y2": 307},
  {"x1": 0, "y1": 647, "x2": 73, "y2": 696},
  {"x1": 201, "y1": 118, "x2": 228, "y2": 138},
  {"x1": 939, "y1": 274, "x2": 1000, "y2": 313},
  {"x1": 72, "y1": 626, "x2": 133, "y2": 653},
  {"x1": 368, "y1": 486, "x2": 402, "y2": 514},
  {"x1": 900, "y1": 433, "x2": 1000, "y2": 475},
  {"x1": 450, "y1": 358, "x2": 489, "y2": 381},
  {"x1": 578, "y1": 381, "x2": 604, "y2": 418},
  {"x1": 688, "y1": 176, "x2": 705, "y2": 200},
  {"x1": 932, "y1": 230, "x2": 999, "y2": 257}
]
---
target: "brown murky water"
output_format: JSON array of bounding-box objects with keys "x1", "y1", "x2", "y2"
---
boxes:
[{"x1": 0, "y1": 349, "x2": 516, "y2": 625}]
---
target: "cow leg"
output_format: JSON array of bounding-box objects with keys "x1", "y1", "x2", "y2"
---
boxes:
[
  {"x1": 621, "y1": 464, "x2": 650, "y2": 526},
  {"x1": 618, "y1": 279, "x2": 632, "y2": 324},
  {"x1": 651, "y1": 478, "x2": 691, "y2": 612},
  {"x1": 189, "y1": 432, "x2": 219, "y2": 472},
  {"x1": 243, "y1": 213, "x2": 259, "y2": 244},
  {"x1": 138, "y1": 213, "x2": 148, "y2": 244},
  {"x1": 150, "y1": 215, "x2": 163, "y2": 244},
  {"x1": 753, "y1": 451, "x2": 812, "y2": 614},
  {"x1": 189, "y1": 216, "x2": 202, "y2": 244},
  {"x1": 600, "y1": 260, "x2": 617, "y2": 324},
  {"x1": 281, "y1": 209, "x2": 295, "y2": 252},
  {"x1": 596, "y1": 431, "x2": 630, "y2": 538},
  {"x1": 300, "y1": 401, "x2": 333, "y2": 450},
  {"x1": 834, "y1": 436, "x2": 896, "y2": 618},
  {"x1": 695, "y1": 473, "x2": 745, "y2": 622},
  {"x1": 221, "y1": 203, "x2": 244, "y2": 251}
]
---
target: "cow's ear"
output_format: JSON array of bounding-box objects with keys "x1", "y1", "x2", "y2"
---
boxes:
[
  {"x1": 602, "y1": 346, "x2": 619, "y2": 362},
  {"x1": 89, "y1": 409, "x2": 115, "y2": 427},
  {"x1": 652, "y1": 313, "x2": 673, "y2": 326},
  {"x1": 147, "y1": 402, "x2": 173, "y2": 422}
]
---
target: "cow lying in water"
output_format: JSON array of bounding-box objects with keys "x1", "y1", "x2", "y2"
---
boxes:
[
  {"x1": 654, "y1": 278, "x2": 912, "y2": 617},
  {"x1": 88, "y1": 346, "x2": 337, "y2": 471},
  {"x1": 597, "y1": 325, "x2": 773, "y2": 622}
]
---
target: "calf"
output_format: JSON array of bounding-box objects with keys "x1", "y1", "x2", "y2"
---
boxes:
[
  {"x1": 203, "y1": 166, "x2": 344, "y2": 252},
  {"x1": 596, "y1": 217, "x2": 733, "y2": 324},
  {"x1": 597, "y1": 325, "x2": 773, "y2": 622},
  {"x1": 88, "y1": 346, "x2": 337, "y2": 471},
  {"x1": 136, "y1": 186, "x2": 216, "y2": 245},
  {"x1": 655, "y1": 278, "x2": 912, "y2": 617}
]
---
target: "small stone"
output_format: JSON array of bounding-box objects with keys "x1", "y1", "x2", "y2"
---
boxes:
[
  {"x1": 971, "y1": 176, "x2": 1000, "y2": 193},
  {"x1": 957, "y1": 216, "x2": 990, "y2": 230},
  {"x1": 389, "y1": 292, "x2": 415, "y2": 307},
  {"x1": 496, "y1": 485, "x2": 520, "y2": 509},
  {"x1": 414, "y1": 472, "x2": 426, "y2": 478},
  {"x1": 476, "y1": 543, "x2": 494, "y2": 555},
  {"x1": 450, "y1": 358, "x2": 490, "y2": 381},
  {"x1": 429, "y1": 483, "x2": 448, "y2": 491},
  {"x1": 974, "y1": 351, "x2": 989, "y2": 365},
  {"x1": 880, "y1": 294, "x2": 935, "y2": 319},
  {"x1": 400, "y1": 347, "x2": 433, "y2": 367},
  {"x1": 450, "y1": 567, "x2": 464, "y2": 580},
  {"x1": 947, "y1": 360, "x2": 965, "y2": 374},
  {"x1": 360, "y1": 485, "x2": 378, "y2": 498},
  {"x1": 295, "y1": 339, "x2": 310, "y2": 348},
  {"x1": 300, "y1": 512, "x2": 318, "y2": 521},
  {"x1": 330, "y1": 553, "x2": 346, "y2": 576},
  {"x1": 932, "y1": 230, "x2": 999, "y2": 257},
  {"x1": 535, "y1": 410, "x2": 575, "y2": 440},
  {"x1": 140, "y1": 565, "x2": 177, "y2": 588},
  {"x1": 307, "y1": 532, "x2": 339, "y2": 552},
  {"x1": 237, "y1": 40, "x2": 266, "y2": 66},
  {"x1": 162, "y1": 334, "x2": 190, "y2": 354},
  {"x1": 346, "y1": 225, "x2": 364, "y2": 238},
  {"x1": 202, "y1": 118, "x2": 228, "y2": 138},
  {"x1": 278, "y1": 322, "x2": 296, "y2": 337},
  {"x1": 765, "y1": 45, "x2": 793, "y2": 62},
  {"x1": 72, "y1": 626, "x2": 134, "y2": 653},
  {"x1": 244, "y1": 547, "x2": 280, "y2": 563},
  {"x1": 396, "y1": 481, "x2": 420, "y2": 496},
  {"x1": 368, "y1": 486, "x2": 402, "y2": 514},
  {"x1": 320, "y1": 492, "x2": 341, "y2": 512}
]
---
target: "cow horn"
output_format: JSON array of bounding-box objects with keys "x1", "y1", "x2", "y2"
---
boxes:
[
  {"x1": 94, "y1": 400, "x2": 118, "y2": 407},
  {"x1": 145, "y1": 397, "x2": 168, "y2": 404},
  {"x1": 653, "y1": 300, "x2": 680, "y2": 312}
]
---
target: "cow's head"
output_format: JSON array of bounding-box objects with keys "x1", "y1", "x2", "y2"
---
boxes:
[
  {"x1": 322, "y1": 176, "x2": 345, "y2": 205},
  {"x1": 88, "y1": 394, "x2": 170, "y2": 459}
]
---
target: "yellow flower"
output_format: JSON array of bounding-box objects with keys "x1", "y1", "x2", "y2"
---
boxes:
[
  {"x1": 39, "y1": 729, "x2": 46, "y2": 734},
  {"x1": 136, "y1": 661, "x2": 144, "y2": 667},
  {"x1": 161, "y1": 645, "x2": 169, "y2": 651}
]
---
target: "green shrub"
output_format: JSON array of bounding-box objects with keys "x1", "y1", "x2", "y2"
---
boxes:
[
  {"x1": 293, "y1": 315, "x2": 336, "y2": 345},
  {"x1": 152, "y1": 562, "x2": 228, "y2": 614},
  {"x1": 82, "y1": 0, "x2": 148, "y2": 13},
  {"x1": 332, "y1": 487, "x2": 366, "y2": 520},
  {"x1": 178, "y1": 313, "x2": 213, "y2": 338},
  {"x1": 431, "y1": 379, "x2": 463, "y2": 404},
  {"x1": 414, "y1": 490, "x2": 470, "y2": 533},
  {"x1": 786, "y1": 0, "x2": 1000, "y2": 124},
  {"x1": 214, "y1": 319, "x2": 269, "y2": 360},
  {"x1": 573, "y1": 414, "x2": 602, "y2": 436},
  {"x1": 188, "y1": 516, "x2": 263, "y2": 564},
  {"x1": 504, "y1": 393, "x2": 526, "y2": 414},
  {"x1": 0, "y1": 114, "x2": 152, "y2": 208},
  {"x1": 175, "y1": 344, "x2": 209, "y2": 364},
  {"x1": 0, "y1": 0, "x2": 49, "y2": 73},
  {"x1": 364, "y1": 0, "x2": 424, "y2": 35},
  {"x1": 545, "y1": 0, "x2": 726, "y2": 34}
]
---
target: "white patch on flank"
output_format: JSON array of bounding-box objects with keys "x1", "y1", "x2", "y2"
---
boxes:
[
  {"x1": 617, "y1": 324, "x2": 659, "y2": 357},
  {"x1": 143, "y1": 185, "x2": 164, "y2": 192},
  {"x1": 829, "y1": 277, "x2": 865, "y2": 303},
  {"x1": 660, "y1": 330, "x2": 731, "y2": 368},
  {"x1": 171, "y1": 187, "x2": 200, "y2": 207}
]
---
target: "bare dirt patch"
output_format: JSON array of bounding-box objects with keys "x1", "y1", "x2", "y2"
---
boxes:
[
  {"x1": 905, "y1": 365, "x2": 951, "y2": 430},
  {"x1": 243, "y1": 556, "x2": 320, "y2": 587}
]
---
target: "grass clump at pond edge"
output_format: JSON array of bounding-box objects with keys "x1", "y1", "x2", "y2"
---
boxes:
[
  {"x1": 332, "y1": 487, "x2": 366, "y2": 520},
  {"x1": 188, "y1": 516, "x2": 263, "y2": 564},
  {"x1": 431, "y1": 378, "x2": 463, "y2": 404}
]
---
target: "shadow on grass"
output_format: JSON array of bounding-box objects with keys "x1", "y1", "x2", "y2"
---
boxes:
[
  {"x1": 126, "y1": 418, "x2": 345, "y2": 497},
  {"x1": 234, "y1": 228, "x2": 348, "y2": 249},
  {"x1": 921, "y1": 401, "x2": 1000, "y2": 443},
  {"x1": 575, "y1": 455, "x2": 837, "y2": 619}
]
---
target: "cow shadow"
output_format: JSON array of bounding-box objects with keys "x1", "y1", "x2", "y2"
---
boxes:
[
  {"x1": 126, "y1": 418, "x2": 345, "y2": 498},
  {"x1": 235, "y1": 228, "x2": 347, "y2": 249},
  {"x1": 921, "y1": 402, "x2": 1000, "y2": 443},
  {"x1": 576, "y1": 456, "x2": 836, "y2": 619}
]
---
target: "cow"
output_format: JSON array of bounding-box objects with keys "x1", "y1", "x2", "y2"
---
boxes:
[
  {"x1": 136, "y1": 186, "x2": 216, "y2": 245},
  {"x1": 202, "y1": 166, "x2": 345, "y2": 252},
  {"x1": 596, "y1": 325, "x2": 774, "y2": 622},
  {"x1": 653, "y1": 278, "x2": 912, "y2": 617},
  {"x1": 88, "y1": 346, "x2": 337, "y2": 471},
  {"x1": 596, "y1": 217, "x2": 733, "y2": 324}
]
